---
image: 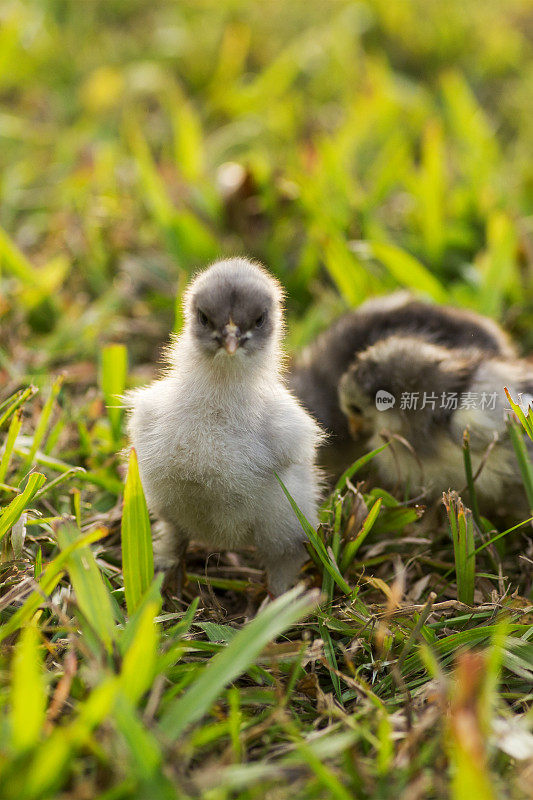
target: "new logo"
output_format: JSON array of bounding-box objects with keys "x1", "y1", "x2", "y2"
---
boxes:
[{"x1": 375, "y1": 390, "x2": 396, "y2": 411}]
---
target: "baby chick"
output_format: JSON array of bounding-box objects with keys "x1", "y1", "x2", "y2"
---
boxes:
[
  {"x1": 127, "y1": 258, "x2": 323, "y2": 596},
  {"x1": 289, "y1": 293, "x2": 516, "y2": 473},
  {"x1": 338, "y1": 334, "x2": 533, "y2": 516}
]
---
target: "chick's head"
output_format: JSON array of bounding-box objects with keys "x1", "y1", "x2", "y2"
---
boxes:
[
  {"x1": 184, "y1": 258, "x2": 284, "y2": 361},
  {"x1": 338, "y1": 368, "x2": 375, "y2": 440},
  {"x1": 339, "y1": 336, "x2": 482, "y2": 451}
]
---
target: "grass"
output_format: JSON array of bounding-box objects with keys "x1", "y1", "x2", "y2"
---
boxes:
[{"x1": 1, "y1": 0, "x2": 533, "y2": 797}]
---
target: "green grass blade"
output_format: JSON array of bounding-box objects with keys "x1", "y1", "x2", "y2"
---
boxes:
[
  {"x1": 508, "y1": 420, "x2": 533, "y2": 511},
  {"x1": 159, "y1": 585, "x2": 319, "y2": 739},
  {"x1": 9, "y1": 620, "x2": 46, "y2": 752},
  {"x1": 340, "y1": 497, "x2": 383, "y2": 572},
  {"x1": 351, "y1": 240, "x2": 447, "y2": 301},
  {"x1": 286, "y1": 727, "x2": 353, "y2": 800},
  {"x1": 170, "y1": 93, "x2": 205, "y2": 183},
  {"x1": 478, "y1": 211, "x2": 519, "y2": 318},
  {"x1": 127, "y1": 120, "x2": 217, "y2": 267},
  {"x1": 23, "y1": 375, "x2": 64, "y2": 469},
  {"x1": 505, "y1": 387, "x2": 533, "y2": 440},
  {"x1": 113, "y1": 696, "x2": 163, "y2": 783},
  {"x1": 120, "y1": 600, "x2": 160, "y2": 704},
  {"x1": 275, "y1": 472, "x2": 354, "y2": 596},
  {"x1": 164, "y1": 595, "x2": 200, "y2": 641},
  {"x1": 0, "y1": 386, "x2": 38, "y2": 429},
  {"x1": 0, "y1": 528, "x2": 108, "y2": 645},
  {"x1": 34, "y1": 546, "x2": 42, "y2": 580},
  {"x1": 0, "y1": 408, "x2": 22, "y2": 483},
  {"x1": 322, "y1": 234, "x2": 376, "y2": 304},
  {"x1": 0, "y1": 472, "x2": 46, "y2": 541},
  {"x1": 13, "y1": 447, "x2": 123, "y2": 494},
  {"x1": 334, "y1": 443, "x2": 389, "y2": 495},
  {"x1": 119, "y1": 574, "x2": 164, "y2": 655},
  {"x1": 319, "y1": 622, "x2": 342, "y2": 702},
  {"x1": 459, "y1": 511, "x2": 475, "y2": 606},
  {"x1": 56, "y1": 522, "x2": 116, "y2": 652},
  {"x1": 21, "y1": 678, "x2": 119, "y2": 799},
  {"x1": 0, "y1": 225, "x2": 41, "y2": 287},
  {"x1": 417, "y1": 119, "x2": 445, "y2": 264},
  {"x1": 121, "y1": 448, "x2": 154, "y2": 615},
  {"x1": 100, "y1": 344, "x2": 128, "y2": 444},
  {"x1": 474, "y1": 514, "x2": 533, "y2": 555},
  {"x1": 444, "y1": 492, "x2": 475, "y2": 605},
  {"x1": 34, "y1": 467, "x2": 85, "y2": 500},
  {"x1": 321, "y1": 494, "x2": 343, "y2": 603},
  {"x1": 462, "y1": 429, "x2": 483, "y2": 530}
]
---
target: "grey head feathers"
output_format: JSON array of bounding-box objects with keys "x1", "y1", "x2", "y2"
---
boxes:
[
  {"x1": 338, "y1": 336, "x2": 484, "y2": 454},
  {"x1": 183, "y1": 258, "x2": 284, "y2": 360}
]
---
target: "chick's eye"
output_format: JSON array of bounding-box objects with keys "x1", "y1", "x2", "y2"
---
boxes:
[
  {"x1": 255, "y1": 312, "x2": 266, "y2": 328},
  {"x1": 197, "y1": 310, "x2": 209, "y2": 327},
  {"x1": 348, "y1": 403, "x2": 362, "y2": 415}
]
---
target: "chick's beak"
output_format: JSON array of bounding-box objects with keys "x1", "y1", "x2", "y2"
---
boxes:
[
  {"x1": 347, "y1": 414, "x2": 365, "y2": 438},
  {"x1": 222, "y1": 322, "x2": 240, "y2": 355}
]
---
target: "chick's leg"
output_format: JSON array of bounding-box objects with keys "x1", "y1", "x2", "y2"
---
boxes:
[
  {"x1": 259, "y1": 542, "x2": 309, "y2": 597},
  {"x1": 255, "y1": 464, "x2": 320, "y2": 596},
  {"x1": 153, "y1": 519, "x2": 189, "y2": 598}
]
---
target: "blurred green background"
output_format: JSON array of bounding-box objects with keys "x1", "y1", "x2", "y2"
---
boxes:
[
  {"x1": 1, "y1": 0, "x2": 533, "y2": 385},
  {"x1": 1, "y1": 5, "x2": 533, "y2": 798}
]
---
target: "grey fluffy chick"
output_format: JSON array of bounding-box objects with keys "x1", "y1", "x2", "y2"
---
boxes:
[
  {"x1": 289, "y1": 293, "x2": 516, "y2": 474},
  {"x1": 338, "y1": 335, "x2": 533, "y2": 516},
  {"x1": 127, "y1": 258, "x2": 323, "y2": 596}
]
